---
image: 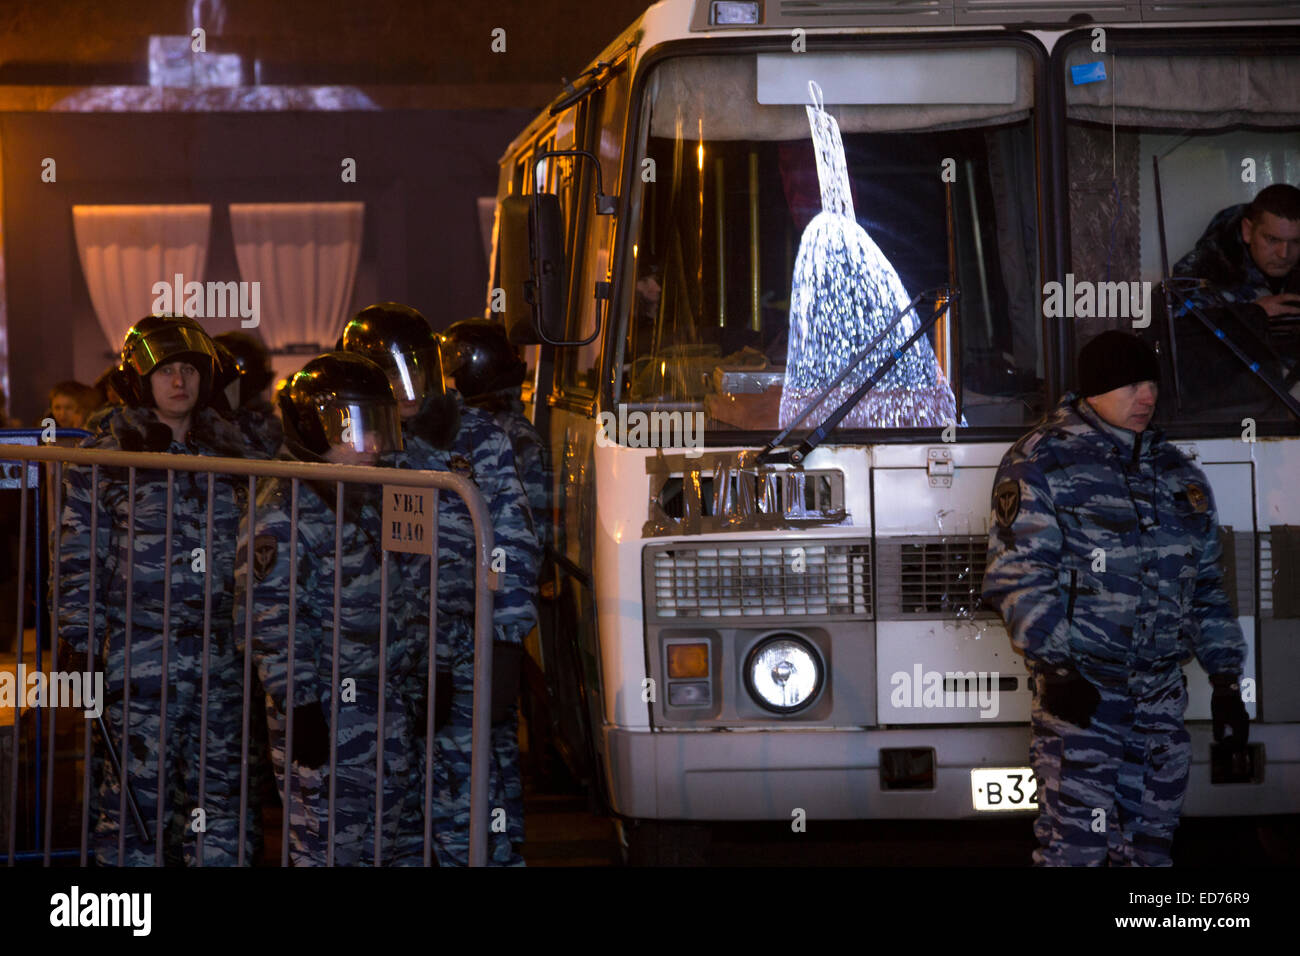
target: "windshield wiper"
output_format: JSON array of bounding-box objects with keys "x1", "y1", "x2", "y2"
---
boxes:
[
  {"x1": 1163, "y1": 279, "x2": 1300, "y2": 421},
  {"x1": 757, "y1": 286, "x2": 955, "y2": 465}
]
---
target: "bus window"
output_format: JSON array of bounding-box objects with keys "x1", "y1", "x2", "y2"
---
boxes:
[
  {"x1": 523, "y1": 123, "x2": 592, "y2": 401},
  {"x1": 561, "y1": 61, "x2": 631, "y2": 395},
  {"x1": 1060, "y1": 38, "x2": 1300, "y2": 430},
  {"x1": 614, "y1": 48, "x2": 1045, "y2": 434}
]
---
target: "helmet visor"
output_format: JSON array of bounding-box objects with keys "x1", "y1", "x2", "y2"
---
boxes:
[
  {"x1": 318, "y1": 400, "x2": 404, "y2": 455},
  {"x1": 380, "y1": 343, "x2": 445, "y2": 406},
  {"x1": 127, "y1": 325, "x2": 217, "y2": 377},
  {"x1": 439, "y1": 337, "x2": 472, "y2": 377},
  {"x1": 383, "y1": 350, "x2": 427, "y2": 405}
]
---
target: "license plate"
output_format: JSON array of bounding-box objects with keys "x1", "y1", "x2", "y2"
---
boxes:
[{"x1": 971, "y1": 767, "x2": 1039, "y2": 812}]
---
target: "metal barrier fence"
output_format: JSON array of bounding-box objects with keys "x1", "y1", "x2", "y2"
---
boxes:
[{"x1": 0, "y1": 435, "x2": 498, "y2": 867}]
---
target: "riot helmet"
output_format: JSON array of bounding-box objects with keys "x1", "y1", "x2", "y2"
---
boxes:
[
  {"x1": 339, "y1": 302, "x2": 445, "y2": 418},
  {"x1": 110, "y1": 314, "x2": 220, "y2": 408},
  {"x1": 441, "y1": 318, "x2": 528, "y2": 399},
  {"x1": 209, "y1": 339, "x2": 240, "y2": 417},
  {"x1": 214, "y1": 331, "x2": 275, "y2": 408},
  {"x1": 278, "y1": 351, "x2": 403, "y2": 463}
]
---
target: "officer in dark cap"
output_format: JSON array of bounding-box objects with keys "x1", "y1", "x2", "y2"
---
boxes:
[{"x1": 982, "y1": 330, "x2": 1249, "y2": 866}]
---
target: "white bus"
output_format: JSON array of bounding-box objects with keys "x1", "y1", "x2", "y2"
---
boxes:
[{"x1": 488, "y1": 0, "x2": 1300, "y2": 861}]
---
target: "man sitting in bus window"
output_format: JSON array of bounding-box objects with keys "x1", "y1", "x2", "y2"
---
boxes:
[
  {"x1": 1174, "y1": 183, "x2": 1300, "y2": 317},
  {"x1": 1169, "y1": 183, "x2": 1300, "y2": 407},
  {"x1": 1180, "y1": 180, "x2": 1300, "y2": 310}
]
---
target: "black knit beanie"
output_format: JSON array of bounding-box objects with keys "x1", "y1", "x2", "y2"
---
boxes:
[{"x1": 1077, "y1": 331, "x2": 1161, "y2": 398}]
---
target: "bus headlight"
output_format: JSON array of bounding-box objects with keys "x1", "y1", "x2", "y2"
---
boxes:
[{"x1": 744, "y1": 634, "x2": 822, "y2": 714}]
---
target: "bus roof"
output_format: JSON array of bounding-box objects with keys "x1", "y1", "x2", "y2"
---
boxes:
[{"x1": 501, "y1": 0, "x2": 1300, "y2": 162}]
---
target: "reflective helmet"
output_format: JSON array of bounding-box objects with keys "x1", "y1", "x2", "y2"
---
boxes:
[
  {"x1": 278, "y1": 352, "x2": 403, "y2": 459},
  {"x1": 209, "y1": 339, "x2": 240, "y2": 417},
  {"x1": 338, "y1": 302, "x2": 445, "y2": 412},
  {"x1": 214, "y1": 331, "x2": 275, "y2": 408},
  {"x1": 111, "y1": 314, "x2": 220, "y2": 408},
  {"x1": 441, "y1": 318, "x2": 528, "y2": 399}
]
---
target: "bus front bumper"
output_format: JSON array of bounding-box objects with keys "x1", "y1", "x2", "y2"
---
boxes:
[{"x1": 602, "y1": 724, "x2": 1300, "y2": 820}]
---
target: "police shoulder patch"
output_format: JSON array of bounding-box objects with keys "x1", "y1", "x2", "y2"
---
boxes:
[
  {"x1": 252, "y1": 534, "x2": 278, "y2": 582},
  {"x1": 1185, "y1": 481, "x2": 1208, "y2": 514},
  {"x1": 994, "y1": 479, "x2": 1021, "y2": 528}
]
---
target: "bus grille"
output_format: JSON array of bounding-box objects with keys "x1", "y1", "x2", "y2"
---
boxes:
[
  {"x1": 647, "y1": 540, "x2": 872, "y2": 619},
  {"x1": 876, "y1": 536, "x2": 991, "y2": 619}
]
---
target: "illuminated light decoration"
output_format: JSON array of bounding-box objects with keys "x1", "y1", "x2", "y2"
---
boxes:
[{"x1": 779, "y1": 83, "x2": 958, "y2": 430}]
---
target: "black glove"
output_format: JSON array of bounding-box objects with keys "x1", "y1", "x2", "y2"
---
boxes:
[
  {"x1": 411, "y1": 669, "x2": 454, "y2": 738},
  {"x1": 1210, "y1": 673, "x2": 1250, "y2": 751},
  {"x1": 57, "y1": 638, "x2": 90, "y2": 676},
  {"x1": 290, "y1": 702, "x2": 331, "y2": 769},
  {"x1": 1039, "y1": 666, "x2": 1101, "y2": 728},
  {"x1": 112, "y1": 417, "x2": 174, "y2": 453},
  {"x1": 492, "y1": 641, "x2": 524, "y2": 725}
]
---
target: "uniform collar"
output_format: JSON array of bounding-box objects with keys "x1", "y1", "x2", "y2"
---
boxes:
[{"x1": 1053, "y1": 392, "x2": 1162, "y2": 462}]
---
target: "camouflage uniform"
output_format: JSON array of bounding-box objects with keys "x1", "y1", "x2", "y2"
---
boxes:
[
  {"x1": 233, "y1": 469, "x2": 421, "y2": 866},
  {"x1": 222, "y1": 395, "x2": 282, "y2": 862},
  {"x1": 57, "y1": 404, "x2": 258, "y2": 866},
  {"x1": 232, "y1": 397, "x2": 283, "y2": 459},
  {"x1": 982, "y1": 393, "x2": 1246, "y2": 866},
  {"x1": 481, "y1": 391, "x2": 549, "y2": 558},
  {"x1": 395, "y1": 390, "x2": 539, "y2": 866}
]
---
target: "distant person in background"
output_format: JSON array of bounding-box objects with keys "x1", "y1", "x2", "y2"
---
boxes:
[
  {"x1": 45, "y1": 380, "x2": 101, "y2": 431},
  {"x1": 89, "y1": 365, "x2": 124, "y2": 429}
]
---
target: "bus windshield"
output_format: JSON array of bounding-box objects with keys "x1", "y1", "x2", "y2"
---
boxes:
[{"x1": 615, "y1": 48, "x2": 1046, "y2": 436}]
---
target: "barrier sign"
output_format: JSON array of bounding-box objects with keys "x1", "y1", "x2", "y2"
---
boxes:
[
  {"x1": 382, "y1": 484, "x2": 435, "y2": 554},
  {"x1": 0, "y1": 431, "x2": 56, "y2": 489}
]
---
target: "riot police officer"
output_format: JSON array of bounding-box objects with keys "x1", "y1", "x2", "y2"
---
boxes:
[
  {"x1": 57, "y1": 314, "x2": 257, "y2": 865},
  {"x1": 233, "y1": 351, "x2": 419, "y2": 865},
  {"x1": 982, "y1": 330, "x2": 1249, "y2": 866},
  {"x1": 442, "y1": 318, "x2": 548, "y2": 556},
  {"x1": 213, "y1": 331, "x2": 283, "y2": 457},
  {"x1": 340, "y1": 302, "x2": 538, "y2": 866}
]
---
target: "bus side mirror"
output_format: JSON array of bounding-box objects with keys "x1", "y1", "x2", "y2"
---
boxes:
[
  {"x1": 497, "y1": 195, "x2": 542, "y2": 346},
  {"x1": 529, "y1": 192, "x2": 569, "y2": 345},
  {"x1": 497, "y1": 193, "x2": 570, "y2": 346},
  {"x1": 528, "y1": 148, "x2": 614, "y2": 348}
]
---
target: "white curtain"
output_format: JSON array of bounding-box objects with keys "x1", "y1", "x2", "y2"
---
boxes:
[
  {"x1": 229, "y1": 202, "x2": 364, "y2": 352},
  {"x1": 72, "y1": 204, "x2": 212, "y2": 354}
]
